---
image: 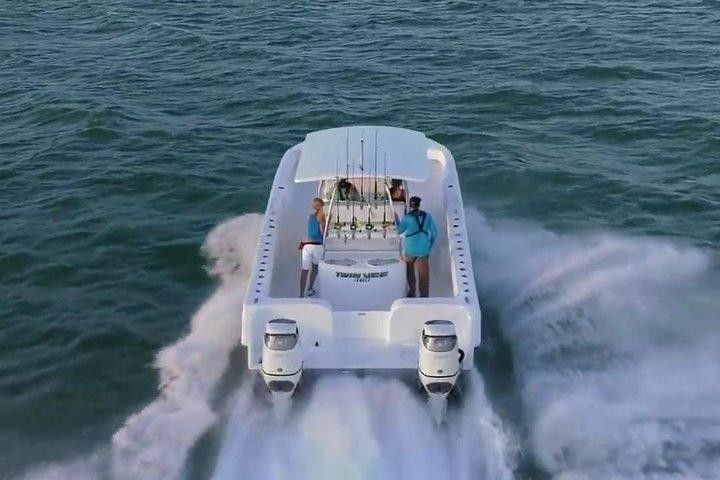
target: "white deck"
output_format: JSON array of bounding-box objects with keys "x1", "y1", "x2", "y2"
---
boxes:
[{"x1": 242, "y1": 126, "x2": 481, "y2": 371}]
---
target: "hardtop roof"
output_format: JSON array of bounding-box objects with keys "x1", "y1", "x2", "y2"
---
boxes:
[{"x1": 294, "y1": 126, "x2": 431, "y2": 183}]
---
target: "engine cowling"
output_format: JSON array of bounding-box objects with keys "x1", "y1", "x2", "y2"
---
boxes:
[
  {"x1": 418, "y1": 320, "x2": 462, "y2": 398},
  {"x1": 261, "y1": 319, "x2": 303, "y2": 396}
]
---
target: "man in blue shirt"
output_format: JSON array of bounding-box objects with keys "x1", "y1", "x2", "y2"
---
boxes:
[{"x1": 395, "y1": 196, "x2": 437, "y2": 297}]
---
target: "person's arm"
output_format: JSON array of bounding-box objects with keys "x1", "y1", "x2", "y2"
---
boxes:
[
  {"x1": 428, "y1": 214, "x2": 438, "y2": 248},
  {"x1": 318, "y1": 211, "x2": 328, "y2": 237},
  {"x1": 395, "y1": 212, "x2": 406, "y2": 233}
]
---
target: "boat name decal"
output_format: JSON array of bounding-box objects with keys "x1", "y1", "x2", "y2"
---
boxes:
[{"x1": 336, "y1": 271, "x2": 388, "y2": 282}]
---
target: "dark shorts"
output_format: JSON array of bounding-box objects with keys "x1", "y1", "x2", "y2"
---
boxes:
[{"x1": 403, "y1": 254, "x2": 429, "y2": 262}]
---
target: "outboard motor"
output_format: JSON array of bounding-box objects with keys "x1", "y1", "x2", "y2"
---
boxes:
[
  {"x1": 418, "y1": 320, "x2": 463, "y2": 423},
  {"x1": 261, "y1": 319, "x2": 303, "y2": 399}
]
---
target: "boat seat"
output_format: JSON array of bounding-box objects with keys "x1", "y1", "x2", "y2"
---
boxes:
[{"x1": 317, "y1": 251, "x2": 405, "y2": 309}]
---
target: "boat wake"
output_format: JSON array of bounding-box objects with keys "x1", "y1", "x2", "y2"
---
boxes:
[
  {"x1": 25, "y1": 210, "x2": 717, "y2": 480},
  {"x1": 212, "y1": 371, "x2": 515, "y2": 480},
  {"x1": 18, "y1": 215, "x2": 265, "y2": 480},
  {"x1": 468, "y1": 211, "x2": 720, "y2": 479},
  {"x1": 109, "y1": 214, "x2": 263, "y2": 480},
  {"x1": 17, "y1": 213, "x2": 516, "y2": 480}
]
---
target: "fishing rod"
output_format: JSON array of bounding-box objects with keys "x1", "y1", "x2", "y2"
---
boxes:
[
  {"x1": 360, "y1": 133, "x2": 365, "y2": 206},
  {"x1": 351, "y1": 132, "x2": 356, "y2": 238},
  {"x1": 345, "y1": 128, "x2": 350, "y2": 211},
  {"x1": 382, "y1": 152, "x2": 388, "y2": 238},
  {"x1": 366, "y1": 130, "x2": 377, "y2": 238},
  {"x1": 334, "y1": 155, "x2": 341, "y2": 237},
  {"x1": 373, "y1": 130, "x2": 378, "y2": 200}
]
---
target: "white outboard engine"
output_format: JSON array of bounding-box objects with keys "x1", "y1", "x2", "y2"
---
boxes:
[
  {"x1": 418, "y1": 320, "x2": 463, "y2": 421},
  {"x1": 261, "y1": 319, "x2": 303, "y2": 398}
]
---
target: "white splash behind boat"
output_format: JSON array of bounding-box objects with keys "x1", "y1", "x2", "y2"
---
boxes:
[{"x1": 241, "y1": 126, "x2": 481, "y2": 413}]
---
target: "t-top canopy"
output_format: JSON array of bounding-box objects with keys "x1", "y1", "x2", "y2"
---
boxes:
[{"x1": 294, "y1": 126, "x2": 431, "y2": 183}]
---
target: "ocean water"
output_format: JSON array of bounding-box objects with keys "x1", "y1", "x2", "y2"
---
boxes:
[{"x1": 1, "y1": 1, "x2": 718, "y2": 479}]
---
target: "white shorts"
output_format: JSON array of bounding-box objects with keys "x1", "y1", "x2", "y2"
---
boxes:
[{"x1": 301, "y1": 244, "x2": 323, "y2": 270}]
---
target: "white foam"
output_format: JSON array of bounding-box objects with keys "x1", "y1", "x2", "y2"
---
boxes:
[
  {"x1": 211, "y1": 371, "x2": 516, "y2": 480},
  {"x1": 16, "y1": 451, "x2": 106, "y2": 480},
  {"x1": 110, "y1": 214, "x2": 263, "y2": 480},
  {"x1": 468, "y1": 210, "x2": 720, "y2": 479}
]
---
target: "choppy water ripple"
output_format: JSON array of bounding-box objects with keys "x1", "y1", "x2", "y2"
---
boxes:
[{"x1": 1, "y1": 0, "x2": 719, "y2": 478}]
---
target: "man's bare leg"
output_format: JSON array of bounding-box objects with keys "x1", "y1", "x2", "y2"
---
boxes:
[
  {"x1": 406, "y1": 256, "x2": 416, "y2": 297},
  {"x1": 299, "y1": 269, "x2": 309, "y2": 297},
  {"x1": 307, "y1": 263, "x2": 319, "y2": 291},
  {"x1": 416, "y1": 257, "x2": 430, "y2": 297}
]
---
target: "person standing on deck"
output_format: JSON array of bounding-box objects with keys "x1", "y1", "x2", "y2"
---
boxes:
[
  {"x1": 395, "y1": 196, "x2": 437, "y2": 297},
  {"x1": 299, "y1": 197, "x2": 326, "y2": 297}
]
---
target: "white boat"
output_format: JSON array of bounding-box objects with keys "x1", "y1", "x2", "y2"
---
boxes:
[{"x1": 241, "y1": 126, "x2": 481, "y2": 416}]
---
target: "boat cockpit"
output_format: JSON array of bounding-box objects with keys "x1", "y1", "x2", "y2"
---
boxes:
[{"x1": 316, "y1": 177, "x2": 410, "y2": 310}]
